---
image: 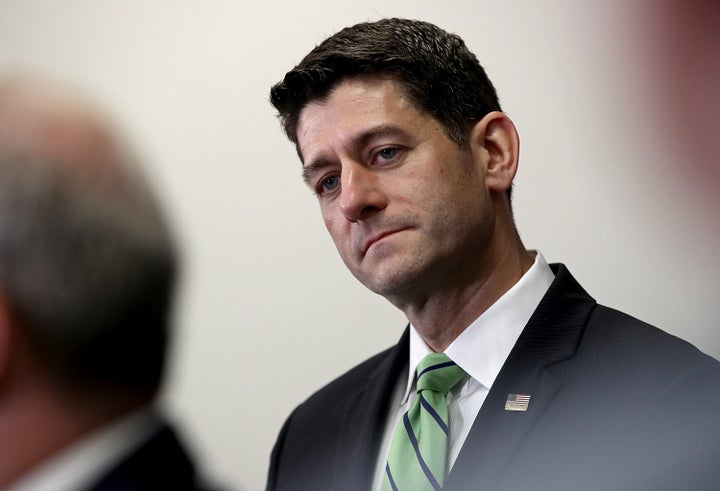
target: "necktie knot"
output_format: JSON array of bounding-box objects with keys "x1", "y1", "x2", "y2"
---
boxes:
[
  {"x1": 416, "y1": 352, "x2": 466, "y2": 396},
  {"x1": 382, "y1": 352, "x2": 466, "y2": 490}
]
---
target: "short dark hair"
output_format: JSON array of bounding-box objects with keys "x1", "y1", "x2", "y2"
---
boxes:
[
  {"x1": 0, "y1": 138, "x2": 177, "y2": 400},
  {"x1": 270, "y1": 18, "x2": 502, "y2": 149}
]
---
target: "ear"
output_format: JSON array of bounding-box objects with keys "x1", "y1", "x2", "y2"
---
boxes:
[{"x1": 469, "y1": 111, "x2": 520, "y2": 195}]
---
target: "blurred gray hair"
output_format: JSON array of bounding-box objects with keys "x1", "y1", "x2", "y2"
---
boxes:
[{"x1": 0, "y1": 88, "x2": 177, "y2": 398}]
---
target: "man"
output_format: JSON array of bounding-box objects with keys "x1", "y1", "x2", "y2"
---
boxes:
[
  {"x1": 0, "y1": 77, "x2": 217, "y2": 490},
  {"x1": 267, "y1": 18, "x2": 720, "y2": 491}
]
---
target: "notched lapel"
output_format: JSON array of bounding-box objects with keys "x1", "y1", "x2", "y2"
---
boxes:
[
  {"x1": 446, "y1": 353, "x2": 562, "y2": 490},
  {"x1": 331, "y1": 328, "x2": 410, "y2": 491},
  {"x1": 445, "y1": 264, "x2": 596, "y2": 491}
]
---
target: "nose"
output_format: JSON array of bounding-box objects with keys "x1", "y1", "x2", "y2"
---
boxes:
[{"x1": 339, "y1": 162, "x2": 387, "y2": 222}]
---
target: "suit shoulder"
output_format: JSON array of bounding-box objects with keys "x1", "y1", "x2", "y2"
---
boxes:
[
  {"x1": 267, "y1": 342, "x2": 403, "y2": 490},
  {"x1": 89, "y1": 423, "x2": 219, "y2": 491},
  {"x1": 294, "y1": 344, "x2": 398, "y2": 413},
  {"x1": 584, "y1": 304, "x2": 720, "y2": 374}
]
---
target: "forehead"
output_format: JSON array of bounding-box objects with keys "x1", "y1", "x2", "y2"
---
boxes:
[{"x1": 296, "y1": 78, "x2": 424, "y2": 157}]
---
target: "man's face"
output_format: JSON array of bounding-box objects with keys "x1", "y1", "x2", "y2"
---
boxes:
[{"x1": 297, "y1": 78, "x2": 496, "y2": 303}]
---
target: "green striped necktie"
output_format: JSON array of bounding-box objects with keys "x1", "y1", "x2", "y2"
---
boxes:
[{"x1": 382, "y1": 352, "x2": 467, "y2": 491}]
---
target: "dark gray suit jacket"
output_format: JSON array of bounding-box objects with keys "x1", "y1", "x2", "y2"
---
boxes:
[
  {"x1": 267, "y1": 264, "x2": 720, "y2": 490},
  {"x1": 86, "y1": 421, "x2": 219, "y2": 491}
]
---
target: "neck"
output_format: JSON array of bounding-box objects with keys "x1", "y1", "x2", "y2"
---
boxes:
[
  {"x1": 0, "y1": 378, "x2": 145, "y2": 488},
  {"x1": 397, "y1": 225, "x2": 534, "y2": 353}
]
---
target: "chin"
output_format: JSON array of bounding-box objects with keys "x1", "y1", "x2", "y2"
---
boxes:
[{"x1": 358, "y1": 265, "x2": 425, "y2": 298}]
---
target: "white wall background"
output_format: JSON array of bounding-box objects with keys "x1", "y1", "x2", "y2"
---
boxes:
[{"x1": 1, "y1": 2, "x2": 717, "y2": 490}]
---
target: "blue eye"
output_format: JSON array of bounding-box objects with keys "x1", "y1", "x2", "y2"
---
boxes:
[
  {"x1": 377, "y1": 147, "x2": 399, "y2": 162},
  {"x1": 320, "y1": 175, "x2": 340, "y2": 193}
]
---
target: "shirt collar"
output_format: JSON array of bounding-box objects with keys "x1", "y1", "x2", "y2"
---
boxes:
[
  {"x1": 7, "y1": 407, "x2": 161, "y2": 491},
  {"x1": 400, "y1": 251, "x2": 555, "y2": 404}
]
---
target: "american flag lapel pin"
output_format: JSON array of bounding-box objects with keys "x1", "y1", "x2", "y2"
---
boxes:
[{"x1": 505, "y1": 393, "x2": 531, "y2": 412}]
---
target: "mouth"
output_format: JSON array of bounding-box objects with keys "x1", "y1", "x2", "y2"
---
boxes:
[{"x1": 362, "y1": 228, "x2": 410, "y2": 255}]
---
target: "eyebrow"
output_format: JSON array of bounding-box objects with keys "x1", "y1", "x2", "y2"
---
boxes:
[
  {"x1": 301, "y1": 156, "x2": 332, "y2": 186},
  {"x1": 301, "y1": 124, "x2": 409, "y2": 186}
]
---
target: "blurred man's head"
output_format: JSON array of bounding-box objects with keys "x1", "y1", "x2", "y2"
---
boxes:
[
  {"x1": 0, "y1": 77, "x2": 178, "y2": 486},
  {"x1": 0, "y1": 77, "x2": 177, "y2": 403}
]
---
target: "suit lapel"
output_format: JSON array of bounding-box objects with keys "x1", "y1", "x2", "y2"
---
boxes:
[
  {"x1": 446, "y1": 264, "x2": 596, "y2": 490},
  {"x1": 446, "y1": 346, "x2": 562, "y2": 489},
  {"x1": 330, "y1": 328, "x2": 410, "y2": 490}
]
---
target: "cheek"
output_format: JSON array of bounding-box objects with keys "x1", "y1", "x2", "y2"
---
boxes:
[
  {"x1": 386, "y1": 166, "x2": 437, "y2": 207},
  {"x1": 323, "y1": 213, "x2": 351, "y2": 249}
]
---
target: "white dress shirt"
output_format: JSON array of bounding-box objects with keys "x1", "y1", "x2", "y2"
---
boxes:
[
  {"x1": 8, "y1": 408, "x2": 161, "y2": 491},
  {"x1": 372, "y1": 252, "x2": 555, "y2": 490}
]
